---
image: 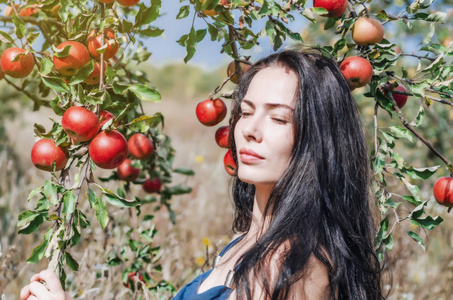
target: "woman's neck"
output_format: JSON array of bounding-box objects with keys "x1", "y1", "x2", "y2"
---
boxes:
[{"x1": 247, "y1": 184, "x2": 274, "y2": 239}]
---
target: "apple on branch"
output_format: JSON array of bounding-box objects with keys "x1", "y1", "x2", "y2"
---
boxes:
[
  {"x1": 86, "y1": 28, "x2": 119, "y2": 61},
  {"x1": 31, "y1": 139, "x2": 69, "y2": 172},
  {"x1": 352, "y1": 17, "x2": 384, "y2": 46},
  {"x1": 224, "y1": 150, "x2": 236, "y2": 176},
  {"x1": 128, "y1": 133, "x2": 154, "y2": 160},
  {"x1": 340, "y1": 56, "x2": 373, "y2": 89},
  {"x1": 215, "y1": 126, "x2": 229, "y2": 148},
  {"x1": 381, "y1": 84, "x2": 409, "y2": 109},
  {"x1": 227, "y1": 60, "x2": 251, "y2": 84},
  {"x1": 100, "y1": 110, "x2": 115, "y2": 127},
  {"x1": 54, "y1": 41, "x2": 91, "y2": 76},
  {"x1": 433, "y1": 177, "x2": 453, "y2": 207},
  {"x1": 84, "y1": 61, "x2": 106, "y2": 85},
  {"x1": 0, "y1": 48, "x2": 34, "y2": 79},
  {"x1": 117, "y1": 159, "x2": 140, "y2": 181},
  {"x1": 89, "y1": 130, "x2": 128, "y2": 169},
  {"x1": 62, "y1": 106, "x2": 101, "y2": 142},
  {"x1": 313, "y1": 0, "x2": 348, "y2": 18},
  {"x1": 143, "y1": 178, "x2": 162, "y2": 193},
  {"x1": 196, "y1": 98, "x2": 227, "y2": 126}
]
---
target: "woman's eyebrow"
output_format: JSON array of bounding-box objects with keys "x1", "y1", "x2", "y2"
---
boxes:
[{"x1": 242, "y1": 99, "x2": 294, "y2": 111}]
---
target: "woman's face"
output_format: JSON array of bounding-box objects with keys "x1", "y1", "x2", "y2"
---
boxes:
[{"x1": 234, "y1": 65, "x2": 298, "y2": 188}]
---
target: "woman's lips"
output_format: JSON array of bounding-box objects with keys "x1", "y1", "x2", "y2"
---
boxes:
[{"x1": 239, "y1": 148, "x2": 264, "y2": 163}]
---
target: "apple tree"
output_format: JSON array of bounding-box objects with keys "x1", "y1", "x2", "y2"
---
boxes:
[{"x1": 0, "y1": 0, "x2": 193, "y2": 297}]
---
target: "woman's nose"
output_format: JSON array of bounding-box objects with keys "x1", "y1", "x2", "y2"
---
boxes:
[{"x1": 242, "y1": 116, "x2": 263, "y2": 142}]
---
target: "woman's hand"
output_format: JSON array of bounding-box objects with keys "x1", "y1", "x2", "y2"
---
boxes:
[{"x1": 20, "y1": 270, "x2": 73, "y2": 300}]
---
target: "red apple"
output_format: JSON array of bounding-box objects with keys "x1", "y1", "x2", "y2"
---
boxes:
[
  {"x1": 0, "y1": 48, "x2": 34, "y2": 78},
  {"x1": 117, "y1": 159, "x2": 140, "y2": 181},
  {"x1": 196, "y1": 98, "x2": 227, "y2": 126},
  {"x1": 18, "y1": 4, "x2": 39, "y2": 17},
  {"x1": 31, "y1": 139, "x2": 68, "y2": 172},
  {"x1": 352, "y1": 17, "x2": 384, "y2": 46},
  {"x1": 390, "y1": 85, "x2": 408, "y2": 109},
  {"x1": 433, "y1": 177, "x2": 453, "y2": 207},
  {"x1": 215, "y1": 126, "x2": 229, "y2": 148},
  {"x1": 62, "y1": 106, "x2": 100, "y2": 142},
  {"x1": 84, "y1": 61, "x2": 106, "y2": 84},
  {"x1": 128, "y1": 133, "x2": 154, "y2": 160},
  {"x1": 227, "y1": 61, "x2": 251, "y2": 84},
  {"x1": 100, "y1": 110, "x2": 115, "y2": 127},
  {"x1": 224, "y1": 150, "x2": 236, "y2": 176},
  {"x1": 340, "y1": 56, "x2": 373, "y2": 89},
  {"x1": 313, "y1": 0, "x2": 347, "y2": 18},
  {"x1": 143, "y1": 178, "x2": 162, "y2": 193},
  {"x1": 86, "y1": 28, "x2": 119, "y2": 61},
  {"x1": 89, "y1": 130, "x2": 128, "y2": 169},
  {"x1": 54, "y1": 41, "x2": 91, "y2": 76},
  {"x1": 116, "y1": 0, "x2": 140, "y2": 6}
]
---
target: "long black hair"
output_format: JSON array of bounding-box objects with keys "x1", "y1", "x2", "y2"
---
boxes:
[{"x1": 227, "y1": 49, "x2": 384, "y2": 299}]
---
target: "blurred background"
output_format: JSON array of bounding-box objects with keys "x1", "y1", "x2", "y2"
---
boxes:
[{"x1": 1, "y1": 0, "x2": 453, "y2": 299}]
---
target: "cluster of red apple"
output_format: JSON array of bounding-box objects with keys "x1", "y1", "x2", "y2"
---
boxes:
[
  {"x1": 0, "y1": 0, "x2": 142, "y2": 82},
  {"x1": 30, "y1": 106, "x2": 161, "y2": 193},
  {"x1": 314, "y1": 0, "x2": 408, "y2": 108},
  {"x1": 194, "y1": 59, "x2": 253, "y2": 176}
]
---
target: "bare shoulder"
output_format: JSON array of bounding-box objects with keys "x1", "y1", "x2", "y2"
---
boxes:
[{"x1": 230, "y1": 242, "x2": 331, "y2": 300}]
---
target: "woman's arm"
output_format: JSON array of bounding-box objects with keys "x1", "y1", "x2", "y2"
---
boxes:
[{"x1": 20, "y1": 270, "x2": 73, "y2": 300}]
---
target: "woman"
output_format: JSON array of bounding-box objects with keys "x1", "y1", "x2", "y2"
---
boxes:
[{"x1": 21, "y1": 49, "x2": 384, "y2": 299}]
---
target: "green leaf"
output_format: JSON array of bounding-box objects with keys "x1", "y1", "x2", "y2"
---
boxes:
[
  {"x1": 65, "y1": 252, "x2": 79, "y2": 271},
  {"x1": 62, "y1": 191, "x2": 76, "y2": 222},
  {"x1": 0, "y1": 30, "x2": 16, "y2": 44},
  {"x1": 166, "y1": 184, "x2": 192, "y2": 195},
  {"x1": 137, "y1": 27, "x2": 164, "y2": 37},
  {"x1": 401, "y1": 165, "x2": 440, "y2": 180},
  {"x1": 176, "y1": 5, "x2": 190, "y2": 19},
  {"x1": 69, "y1": 61, "x2": 94, "y2": 85},
  {"x1": 41, "y1": 76, "x2": 70, "y2": 93},
  {"x1": 87, "y1": 189, "x2": 109, "y2": 229},
  {"x1": 407, "y1": 231, "x2": 425, "y2": 251},
  {"x1": 388, "y1": 126, "x2": 413, "y2": 142},
  {"x1": 40, "y1": 58, "x2": 54, "y2": 75},
  {"x1": 26, "y1": 228, "x2": 52, "y2": 263},
  {"x1": 27, "y1": 32, "x2": 40, "y2": 46},
  {"x1": 43, "y1": 180, "x2": 58, "y2": 205},
  {"x1": 27, "y1": 185, "x2": 43, "y2": 201},
  {"x1": 173, "y1": 168, "x2": 195, "y2": 176},
  {"x1": 17, "y1": 210, "x2": 41, "y2": 228},
  {"x1": 12, "y1": 15, "x2": 26, "y2": 39},
  {"x1": 105, "y1": 66, "x2": 116, "y2": 84},
  {"x1": 184, "y1": 27, "x2": 198, "y2": 63},
  {"x1": 373, "y1": 156, "x2": 385, "y2": 174},
  {"x1": 311, "y1": 7, "x2": 328, "y2": 15},
  {"x1": 128, "y1": 84, "x2": 161, "y2": 102},
  {"x1": 52, "y1": 44, "x2": 72, "y2": 58},
  {"x1": 412, "y1": 215, "x2": 443, "y2": 230},
  {"x1": 324, "y1": 17, "x2": 336, "y2": 30}
]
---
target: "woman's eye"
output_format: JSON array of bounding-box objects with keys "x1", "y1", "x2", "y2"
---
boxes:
[
  {"x1": 273, "y1": 118, "x2": 288, "y2": 124},
  {"x1": 241, "y1": 112, "x2": 252, "y2": 117}
]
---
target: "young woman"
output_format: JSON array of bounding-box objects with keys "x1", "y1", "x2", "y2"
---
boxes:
[{"x1": 20, "y1": 49, "x2": 384, "y2": 300}]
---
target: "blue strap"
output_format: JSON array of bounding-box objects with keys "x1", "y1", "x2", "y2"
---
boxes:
[{"x1": 219, "y1": 234, "x2": 246, "y2": 257}]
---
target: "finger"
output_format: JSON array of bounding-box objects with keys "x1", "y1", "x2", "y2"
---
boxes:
[
  {"x1": 29, "y1": 281, "x2": 51, "y2": 297},
  {"x1": 36, "y1": 270, "x2": 64, "y2": 293},
  {"x1": 19, "y1": 285, "x2": 31, "y2": 300},
  {"x1": 30, "y1": 274, "x2": 40, "y2": 282},
  {"x1": 27, "y1": 296, "x2": 38, "y2": 300}
]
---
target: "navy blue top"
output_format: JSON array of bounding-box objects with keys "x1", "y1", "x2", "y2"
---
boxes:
[{"x1": 172, "y1": 234, "x2": 246, "y2": 300}]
